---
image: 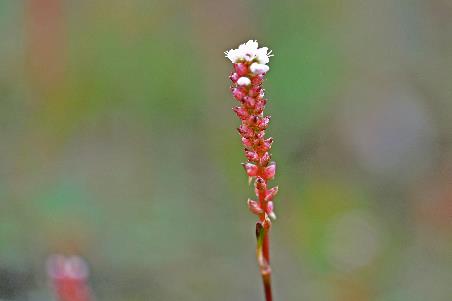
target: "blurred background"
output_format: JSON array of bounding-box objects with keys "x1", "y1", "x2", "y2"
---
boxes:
[{"x1": 1, "y1": 0, "x2": 451, "y2": 300}]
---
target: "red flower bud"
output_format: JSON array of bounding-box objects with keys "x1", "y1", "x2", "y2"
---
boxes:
[
  {"x1": 234, "y1": 63, "x2": 249, "y2": 76},
  {"x1": 263, "y1": 163, "x2": 276, "y2": 180},
  {"x1": 242, "y1": 163, "x2": 258, "y2": 177},
  {"x1": 265, "y1": 186, "x2": 279, "y2": 202},
  {"x1": 247, "y1": 199, "x2": 264, "y2": 215}
]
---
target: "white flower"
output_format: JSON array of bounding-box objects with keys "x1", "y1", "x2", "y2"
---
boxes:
[
  {"x1": 237, "y1": 76, "x2": 251, "y2": 86},
  {"x1": 250, "y1": 62, "x2": 270, "y2": 74},
  {"x1": 256, "y1": 47, "x2": 272, "y2": 64},
  {"x1": 225, "y1": 40, "x2": 273, "y2": 64}
]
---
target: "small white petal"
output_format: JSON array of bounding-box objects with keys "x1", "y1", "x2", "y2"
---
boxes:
[
  {"x1": 237, "y1": 77, "x2": 251, "y2": 86},
  {"x1": 225, "y1": 49, "x2": 240, "y2": 63},
  {"x1": 256, "y1": 47, "x2": 271, "y2": 64},
  {"x1": 250, "y1": 63, "x2": 270, "y2": 74}
]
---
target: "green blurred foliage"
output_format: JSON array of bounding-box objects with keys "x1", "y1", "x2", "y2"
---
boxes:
[{"x1": 0, "y1": 0, "x2": 451, "y2": 300}]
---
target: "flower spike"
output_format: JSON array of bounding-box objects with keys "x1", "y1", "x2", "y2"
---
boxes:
[{"x1": 225, "y1": 40, "x2": 277, "y2": 301}]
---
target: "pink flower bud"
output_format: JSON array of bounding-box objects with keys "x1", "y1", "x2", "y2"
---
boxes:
[
  {"x1": 237, "y1": 125, "x2": 254, "y2": 138},
  {"x1": 263, "y1": 163, "x2": 276, "y2": 180},
  {"x1": 267, "y1": 205, "x2": 277, "y2": 220},
  {"x1": 232, "y1": 106, "x2": 249, "y2": 120},
  {"x1": 243, "y1": 96, "x2": 256, "y2": 108},
  {"x1": 256, "y1": 131, "x2": 266, "y2": 139},
  {"x1": 265, "y1": 186, "x2": 279, "y2": 202},
  {"x1": 241, "y1": 137, "x2": 253, "y2": 148},
  {"x1": 261, "y1": 137, "x2": 273, "y2": 152},
  {"x1": 229, "y1": 72, "x2": 239, "y2": 82},
  {"x1": 260, "y1": 152, "x2": 271, "y2": 165},
  {"x1": 247, "y1": 199, "x2": 264, "y2": 215},
  {"x1": 249, "y1": 86, "x2": 261, "y2": 97},
  {"x1": 251, "y1": 74, "x2": 264, "y2": 85},
  {"x1": 257, "y1": 116, "x2": 271, "y2": 130},
  {"x1": 242, "y1": 163, "x2": 258, "y2": 177},
  {"x1": 245, "y1": 150, "x2": 259, "y2": 161},
  {"x1": 234, "y1": 63, "x2": 249, "y2": 76},
  {"x1": 266, "y1": 201, "x2": 274, "y2": 214},
  {"x1": 232, "y1": 88, "x2": 245, "y2": 101}
]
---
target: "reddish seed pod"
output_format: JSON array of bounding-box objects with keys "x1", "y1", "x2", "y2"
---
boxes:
[
  {"x1": 263, "y1": 163, "x2": 276, "y2": 180},
  {"x1": 247, "y1": 199, "x2": 264, "y2": 215}
]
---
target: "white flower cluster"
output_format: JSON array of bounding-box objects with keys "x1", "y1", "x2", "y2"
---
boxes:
[
  {"x1": 225, "y1": 40, "x2": 273, "y2": 84},
  {"x1": 225, "y1": 40, "x2": 273, "y2": 66}
]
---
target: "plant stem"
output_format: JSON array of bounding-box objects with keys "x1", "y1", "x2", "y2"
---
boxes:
[{"x1": 256, "y1": 223, "x2": 273, "y2": 301}]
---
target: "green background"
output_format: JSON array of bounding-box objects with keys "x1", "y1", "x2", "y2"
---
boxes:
[{"x1": 0, "y1": 0, "x2": 451, "y2": 300}]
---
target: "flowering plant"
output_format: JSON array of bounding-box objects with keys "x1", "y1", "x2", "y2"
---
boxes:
[{"x1": 225, "y1": 40, "x2": 277, "y2": 301}]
